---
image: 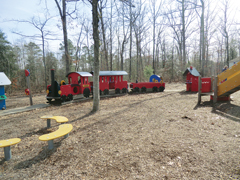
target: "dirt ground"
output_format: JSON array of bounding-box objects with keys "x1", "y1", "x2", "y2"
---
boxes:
[{"x1": 1, "y1": 83, "x2": 240, "y2": 179}]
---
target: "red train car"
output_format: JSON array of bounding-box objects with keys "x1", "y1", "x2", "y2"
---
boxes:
[
  {"x1": 90, "y1": 71, "x2": 128, "y2": 95},
  {"x1": 130, "y1": 75, "x2": 165, "y2": 92},
  {"x1": 130, "y1": 82, "x2": 165, "y2": 92}
]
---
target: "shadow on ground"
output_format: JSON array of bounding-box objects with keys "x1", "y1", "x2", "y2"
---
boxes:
[
  {"x1": 13, "y1": 141, "x2": 62, "y2": 169},
  {"x1": 178, "y1": 90, "x2": 198, "y2": 95},
  {"x1": 193, "y1": 99, "x2": 240, "y2": 122}
]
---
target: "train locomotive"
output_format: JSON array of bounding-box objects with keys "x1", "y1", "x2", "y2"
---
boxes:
[{"x1": 46, "y1": 69, "x2": 128, "y2": 103}]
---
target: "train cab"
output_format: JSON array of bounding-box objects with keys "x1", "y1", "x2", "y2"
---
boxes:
[{"x1": 64, "y1": 72, "x2": 92, "y2": 98}]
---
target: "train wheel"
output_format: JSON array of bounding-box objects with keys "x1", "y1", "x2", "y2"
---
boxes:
[
  {"x1": 68, "y1": 94, "x2": 73, "y2": 101},
  {"x1": 61, "y1": 95, "x2": 67, "y2": 102},
  {"x1": 115, "y1": 88, "x2": 120, "y2": 94},
  {"x1": 152, "y1": 86, "x2": 158, "y2": 92},
  {"x1": 122, "y1": 88, "x2": 127, "y2": 93},
  {"x1": 159, "y1": 86, "x2": 165, "y2": 92},
  {"x1": 83, "y1": 88, "x2": 90, "y2": 98},
  {"x1": 134, "y1": 87, "x2": 140, "y2": 93},
  {"x1": 141, "y1": 87, "x2": 146, "y2": 93},
  {"x1": 103, "y1": 89, "x2": 108, "y2": 95},
  {"x1": 47, "y1": 99, "x2": 52, "y2": 103}
]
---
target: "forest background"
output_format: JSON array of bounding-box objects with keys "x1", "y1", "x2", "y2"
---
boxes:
[{"x1": 0, "y1": 0, "x2": 239, "y2": 94}]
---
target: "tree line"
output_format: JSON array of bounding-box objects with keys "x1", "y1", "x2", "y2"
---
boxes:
[{"x1": 1, "y1": 0, "x2": 240, "y2": 95}]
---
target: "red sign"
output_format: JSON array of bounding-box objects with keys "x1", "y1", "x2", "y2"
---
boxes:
[{"x1": 25, "y1": 69, "x2": 30, "y2": 77}]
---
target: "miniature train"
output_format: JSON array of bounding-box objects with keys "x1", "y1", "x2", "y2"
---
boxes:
[{"x1": 46, "y1": 69, "x2": 165, "y2": 103}]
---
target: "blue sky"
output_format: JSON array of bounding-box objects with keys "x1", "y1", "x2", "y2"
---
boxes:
[
  {"x1": 0, "y1": 0, "x2": 60, "y2": 51},
  {"x1": 1, "y1": 0, "x2": 240, "y2": 53},
  {"x1": 0, "y1": 0, "x2": 90, "y2": 52}
]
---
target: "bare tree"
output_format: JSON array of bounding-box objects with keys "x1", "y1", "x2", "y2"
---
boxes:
[
  {"x1": 193, "y1": 0, "x2": 206, "y2": 76},
  {"x1": 12, "y1": 15, "x2": 56, "y2": 89},
  {"x1": 133, "y1": 0, "x2": 148, "y2": 81},
  {"x1": 149, "y1": 0, "x2": 162, "y2": 74},
  {"x1": 219, "y1": 0, "x2": 232, "y2": 67},
  {"x1": 86, "y1": 0, "x2": 100, "y2": 112},
  {"x1": 54, "y1": 0, "x2": 78, "y2": 74},
  {"x1": 165, "y1": 9, "x2": 183, "y2": 67},
  {"x1": 117, "y1": 1, "x2": 129, "y2": 71},
  {"x1": 99, "y1": 0, "x2": 109, "y2": 70},
  {"x1": 204, "y1": 0, "x2": 217, "y2": 75},
  {"x1": 129, "y1": 0, "x2": 133, "y2": 81},
  {"x1": 110, "y1": 0, "x2": 113, "y2": 71},
  {"x1": 165, "y1": 0, "x2": 196, "y2": 70},
  {"x1": 74, "y1": 16, "x2": 86, "y2": 71},
  {"x1": 200, "y1": 0, "x2": 205, "y2": 76}
]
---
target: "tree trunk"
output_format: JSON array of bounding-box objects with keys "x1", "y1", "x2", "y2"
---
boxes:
[
  {"x1": 99, "y1": 1, "x2": 108, "y2": 70},
  {"x1": 41, "y1": 32, "x2": 47, "y2": 90},
  {"x1": 226, "y1": 34, "x2": 229, "y2": 67},
  {"x1": 171, "y1": 39, "x2": 174, "y2": 82},
  {"x1": 110, "y1": 0, "x2": 113, "y2": 71},
  {"x1": 120, "y1": 5, "x2": 125, "y2": 71},
  {"x1": 163, "y1": 38, "x2": 166, "y2": 68},
  {"x1": 92, "y1": 0, "x2": 100, "y2": 112},
  {"x1": 62, "y1": 0, "x2": 70, "y2": 74},
  {"x1": 135, "y1": 30, "x2": 139, "y2": 80},
  {"x1": 152, "y1": 1, "x2": 156, "y2": 74},
  {"x1": 117, "y1": 31, "x2": 120, "y2": 70},
  {"x1": 200, "y1": 0, "x2": 205, "y2": 77},
  {"x1": 182, "y1": 0, "x2": 186, "y2": 68},
  {"x1": 120, "y1": 40, "x2": 125, "y2": 71},
  {"x1": 129, "y1": 0, "x2": 132, "y2": 81},
  {"x1": 54, "y1": 0, "x2": 70, "y2": 74}
]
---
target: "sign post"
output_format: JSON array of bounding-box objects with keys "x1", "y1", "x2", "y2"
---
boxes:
[{"x1": 25, "y1": 69, "x2": 33, "y2": 106}]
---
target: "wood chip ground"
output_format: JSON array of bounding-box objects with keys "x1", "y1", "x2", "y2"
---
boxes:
[{"x1": 1, "y1": 83, "x2": 240, "y2": 179}]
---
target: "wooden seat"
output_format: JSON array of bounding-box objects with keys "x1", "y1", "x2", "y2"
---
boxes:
[
  {"x1": 0, "y1": 138, "x2": 21, "y2": 161},
  {"x1": 39, "y1": 124, "x2": 73, "y2": 149},
  {"x1": 41, "y1": 115, "x2": 68, "y2": 128}
]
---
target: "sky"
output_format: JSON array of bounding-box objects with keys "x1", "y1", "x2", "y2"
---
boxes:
[
  {"x1": 0, "y1": 0, "x2": 91, "y2": 53},
  {"x1": 1, "y1": 0, "x2": 240, "y2": 53}
]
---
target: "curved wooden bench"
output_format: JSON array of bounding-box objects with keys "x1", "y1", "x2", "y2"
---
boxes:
[
  {"x1": 0, "y1": 138, "x2": 21, "y2": 161},
  {"x1": 39, "y1": 124, "x2": 73, "y2": 149},
  {"x1": 41, "y1": 115, "x2": 68, "y2": 128}
]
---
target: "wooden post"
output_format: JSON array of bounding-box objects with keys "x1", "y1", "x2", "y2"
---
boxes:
[
  {"x1": 198, "y1": 76, "x2": 202, "y2": 104},
  {"x1": 26, "y1": 76, "x2": 33, "y2": 106},
  {"x1": 213, "y1": 76, "x2": 218, "y2": 103}
]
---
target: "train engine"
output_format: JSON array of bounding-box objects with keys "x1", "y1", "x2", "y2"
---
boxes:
[
  {"x1": 130, "y1": 74, "x2": 165, "y2": 93},
  {"x1": 46, "y1": 69, "x2": 92, "y2": 103}
]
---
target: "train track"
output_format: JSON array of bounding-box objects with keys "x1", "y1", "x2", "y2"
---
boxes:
[
  {"x1": 48, "y1": 88, "x2": 173, "y2": 106},
  {"x1": 49, "y1": 91, "x2": 128, "y2": 106}
]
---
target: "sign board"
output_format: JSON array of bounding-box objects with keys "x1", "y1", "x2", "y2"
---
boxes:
[{"x1": 25, "y1": 69, "x2": 30, "y2": 77}]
